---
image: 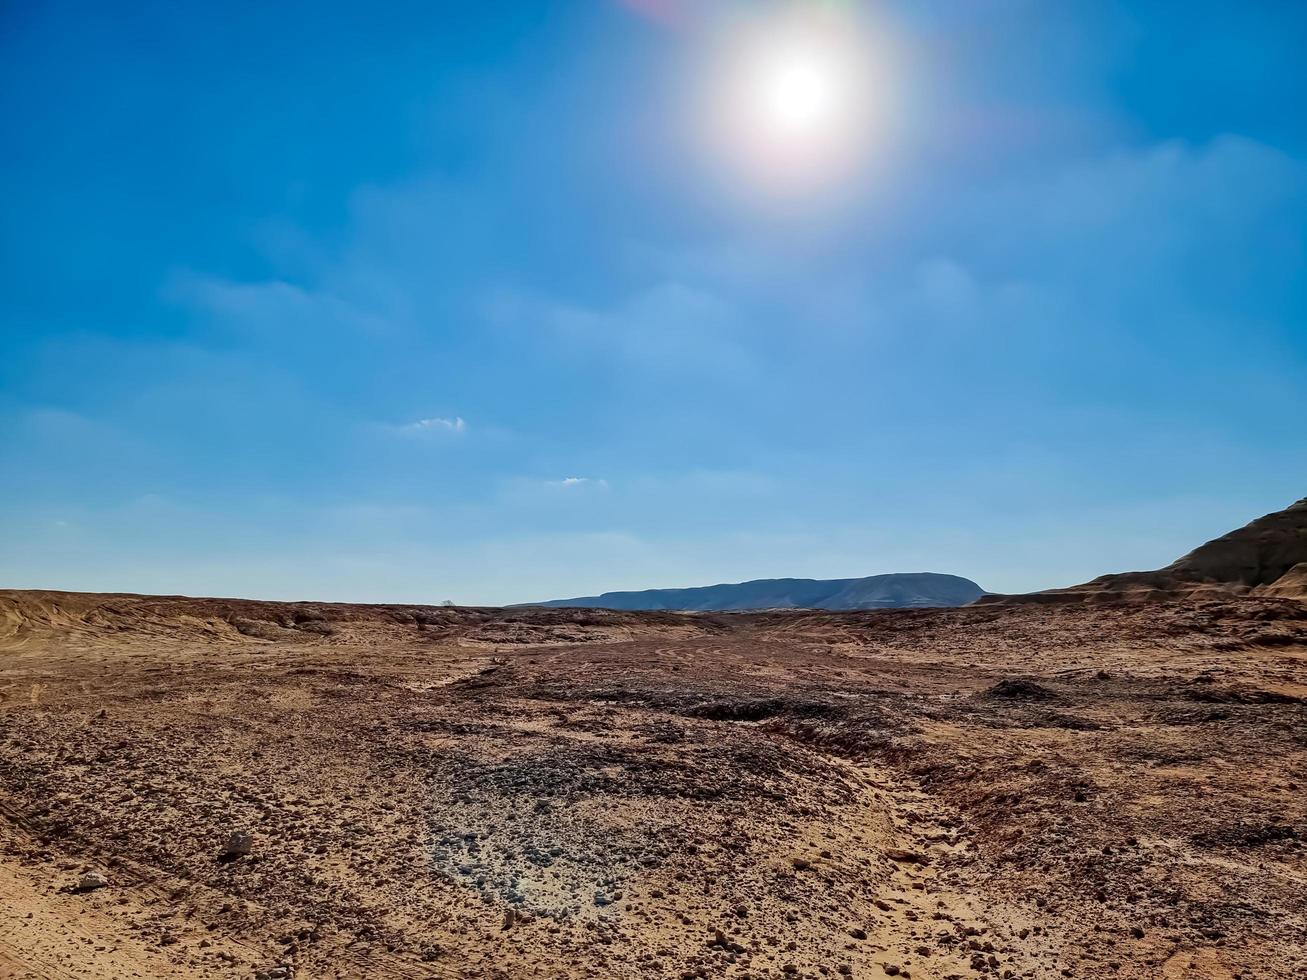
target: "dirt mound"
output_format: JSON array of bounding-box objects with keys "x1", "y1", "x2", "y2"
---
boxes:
[
  {"x1": 979, "y1": 678, "x2": 1059, "y2": 700},
  {"x1": 985, "y1": 496, "x2": 1307, "y2": 604},
  {"x1": 1257, "y1": 562, "x2": 1307, "y2": 600}
]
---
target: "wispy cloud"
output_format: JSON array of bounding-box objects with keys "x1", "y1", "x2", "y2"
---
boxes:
[
  {"x1": 402, "y1": 416, "x2": 467, "y2": 434},
  {"x1": 548, "y1": 476, "x2": 608, "y2": 489}
]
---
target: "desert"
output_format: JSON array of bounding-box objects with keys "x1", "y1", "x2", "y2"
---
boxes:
[
  {"x1": 6, "y1": 3, "x2": 1306, "y2": 978},
  {"x1": 2, "y1": 503, "x2": 1305, "y2": 979}
]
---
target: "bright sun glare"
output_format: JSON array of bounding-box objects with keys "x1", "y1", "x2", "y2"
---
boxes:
[
  {"x1": 700, "y1": 6, "x2": 885, "y2": 197},
  {"x1": 757, "y1": 43, "x2": 842, "y2": 135}
]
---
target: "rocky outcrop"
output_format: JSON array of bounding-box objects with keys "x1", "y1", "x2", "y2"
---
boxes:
[{"x1": 984, "y1": 497, "x2": 1307, "y2": 604}]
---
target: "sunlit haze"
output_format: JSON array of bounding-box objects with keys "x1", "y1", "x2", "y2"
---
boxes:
[{"x1": 700, "y1": 4, "x2": 885, "y2": 195}]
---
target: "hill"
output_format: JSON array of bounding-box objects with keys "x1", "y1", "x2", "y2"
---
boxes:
[
  {"x1": 520, "y1": 571, "x2": 985, "y2": 611},
  {"x1": 984, "y1": 496, "x2": 1307, "y2": 604}
]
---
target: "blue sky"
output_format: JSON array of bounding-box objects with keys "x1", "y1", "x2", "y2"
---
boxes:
[{"x1": 3, "y1": 0, "x2": 1305, "y2": 604}]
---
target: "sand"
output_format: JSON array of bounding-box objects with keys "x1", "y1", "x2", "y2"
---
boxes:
[{"x1": 1, "y1": 589, "x2": 1305, "y2": 979}]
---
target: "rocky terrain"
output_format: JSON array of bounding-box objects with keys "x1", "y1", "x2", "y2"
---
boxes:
[{"x1": 1, "y1": 583, "x2": 1305, "y2": 979}]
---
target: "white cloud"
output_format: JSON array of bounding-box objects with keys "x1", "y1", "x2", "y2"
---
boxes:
[
  {"x1": 403, "y1": 416, "x2": 467, "y2": 434},
  {"x1": 548, "y1": 476, "x2": 608, "y2": 489}
]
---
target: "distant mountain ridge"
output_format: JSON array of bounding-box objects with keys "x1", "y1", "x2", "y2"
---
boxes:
[{"x1": 520, "y1": 572, "x2": 985, "y2": 611}]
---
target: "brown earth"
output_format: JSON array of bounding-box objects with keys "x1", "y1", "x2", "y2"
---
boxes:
[{"x1": 1, "y1": 588, "x2": 1306, "y2": 979}]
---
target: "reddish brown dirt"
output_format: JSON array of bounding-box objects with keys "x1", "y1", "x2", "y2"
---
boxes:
[{"x1": 1, "y1": 590, "x2": 1305, "y2": 979}]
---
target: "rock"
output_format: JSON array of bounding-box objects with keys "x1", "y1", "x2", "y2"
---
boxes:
[
  {"x1": 74, "y1": 871, "x2": 108, "y2": 892},
  {"x1": 1129, "y1": 925, "x2": 1145, "y2": 939},
  {"x1": 885, "y1": 849, "x2": 929, "y2": 865},
  {"x1": 221, "y1": 830, "x2": 253, "y2": 859},
  {"x1": 850, "y1": 927, "x2": 867, "y2": 940}
]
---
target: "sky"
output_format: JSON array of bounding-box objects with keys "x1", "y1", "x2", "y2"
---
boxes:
[{"x1": 2, "y1": 0, "x2": 1306, "y2": 604}]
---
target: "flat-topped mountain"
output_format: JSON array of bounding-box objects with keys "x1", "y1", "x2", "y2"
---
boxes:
[
  {"x1": 985, "y1": 496, "x2": 1307, "y2": 604},
  {"x1": 520, "y1": 572, "x2": 985, "y2": 611}
]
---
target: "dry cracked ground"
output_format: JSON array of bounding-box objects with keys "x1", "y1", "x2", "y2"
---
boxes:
[{"x1": 1, "y1": 590, "x2": 1305, "y2": 980}]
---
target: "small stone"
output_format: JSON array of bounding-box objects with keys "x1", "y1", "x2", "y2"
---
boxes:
[
  {"x1": 74, "y1": 872, "x2": 108, "y2": 892},
  {"x1": 885, "y1": 849, "x2": 928, "y2": 865},
  {"x1": 220, "y1": 830, "x2": 253, "y2": 859},
  {"x1": 1129, "y1": 926, "x2": 1145, "y2": 939}
]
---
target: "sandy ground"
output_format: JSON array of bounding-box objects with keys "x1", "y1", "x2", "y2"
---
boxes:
[{"x1": 1, "y1": 590, "x2": 1305, "y2": 979}]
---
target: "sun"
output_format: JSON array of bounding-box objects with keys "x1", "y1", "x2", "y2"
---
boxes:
[
  {"x1": 698, "y1": 6, "x2": 886, "y2": 196},
  {"x1": 758, "y1": 34, "x2": 846, "y2": 136},
  {"x1": 759, "y1": 46, "x2": 840, "y2": 135}
]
